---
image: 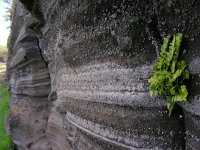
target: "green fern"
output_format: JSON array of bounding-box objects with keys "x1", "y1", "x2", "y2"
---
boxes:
[{"x1": 148, "y1": 33, "x2": 189, "y2": 116}]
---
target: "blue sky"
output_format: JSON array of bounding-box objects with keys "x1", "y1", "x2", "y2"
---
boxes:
[{"x1": 0, "y1": 0, "x2": 10, "y2": 46}]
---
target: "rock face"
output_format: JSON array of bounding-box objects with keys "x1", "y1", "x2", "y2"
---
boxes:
[
  {"x1": 8, "y1": 0, "x2": 200, "y2": 149},
  {"x1": 0, "y1": 56, "x2": 5, "y2": 63}
]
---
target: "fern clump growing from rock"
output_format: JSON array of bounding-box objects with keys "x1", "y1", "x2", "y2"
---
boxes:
[{"x1": 148, "y1": 33, "x2": 190, "y2": 116}]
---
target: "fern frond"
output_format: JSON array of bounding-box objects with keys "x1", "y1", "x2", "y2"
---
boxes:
[{"x1": 149, "y1": 33, "x2": 189, "y2": 116}]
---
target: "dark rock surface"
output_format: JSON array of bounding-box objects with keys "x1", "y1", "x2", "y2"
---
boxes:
[
  {"x1": 0, "y1": 56, "x2": 5, "y2": 63},
  {"x1": 8, "y1": 0, "x2": 200, "y2": 149}
]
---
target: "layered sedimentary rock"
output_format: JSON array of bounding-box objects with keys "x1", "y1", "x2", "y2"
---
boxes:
[{"x1": 8, "y1": 0, "x2": 200, "y2": 149}]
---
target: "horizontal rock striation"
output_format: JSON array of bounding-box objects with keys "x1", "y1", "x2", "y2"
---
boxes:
[
  {"x1": 8, "y1": 1, "x2": 51, "y2": 149},
  {"x1": 8, "y1": 0, "x2": 200, "y2": 149}
]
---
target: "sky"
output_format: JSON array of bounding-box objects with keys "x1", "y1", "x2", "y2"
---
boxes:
[{"x1": 0, "y1": 0, "x2": 10, "y2": 46}]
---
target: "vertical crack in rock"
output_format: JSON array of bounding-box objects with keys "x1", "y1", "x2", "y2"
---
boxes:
[
  {"x1": 171, "y1": 104, "x2": 186, "y2": 149},
  {"x1": 36, "y1": 37, "x2": 53, "y2": 149},
  {"x1": 9, "y1": 0, "x2": 200, "y2": 149},
  {"x1": 36, "y1": 38, "x2": 48, "y2": 66},
  {"x1": 147, "y1": 15, "x2": 162, "y2": 57},
  {"x1": 8, "y1": 1, "x2": 52, "y2": 149}
]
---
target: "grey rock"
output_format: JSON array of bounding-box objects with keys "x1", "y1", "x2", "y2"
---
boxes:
[
  {"x1": 48, "y1": 91, "x2": 57, "y2": 101},
  {"x1": 8, "y1": 0, "x2": 200, "y2": 149}
]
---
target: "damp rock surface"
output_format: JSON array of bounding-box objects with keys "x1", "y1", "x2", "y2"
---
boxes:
[{"x1": 8, "y1": 0, "x2": 200, "y2": 149}]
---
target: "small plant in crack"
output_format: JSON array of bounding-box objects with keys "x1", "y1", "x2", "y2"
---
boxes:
[{"x1": 148, "y1": 33, "x2": 190, "y2": 116}]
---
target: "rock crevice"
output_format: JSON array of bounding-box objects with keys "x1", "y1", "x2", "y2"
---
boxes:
[{"x1": 8, "y1": 0, "x2": 200, "y2": 149}]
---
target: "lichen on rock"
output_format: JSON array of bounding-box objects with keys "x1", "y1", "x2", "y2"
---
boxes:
[{"x1": 8, "y1": 0, "x2": 200, "y2": 149}]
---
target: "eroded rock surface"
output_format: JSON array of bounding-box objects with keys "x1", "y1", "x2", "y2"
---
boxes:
[{"x1": 8, "y1": 0, "x2": 200, "y2": 149}]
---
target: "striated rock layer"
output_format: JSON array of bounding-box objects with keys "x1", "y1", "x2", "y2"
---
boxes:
[{"x1": 8, "y1": 0, "x2": 200, "y2": 149}]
